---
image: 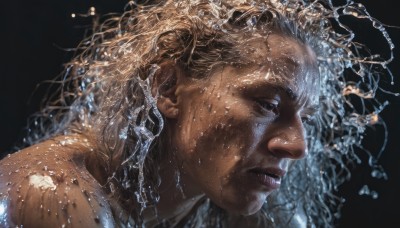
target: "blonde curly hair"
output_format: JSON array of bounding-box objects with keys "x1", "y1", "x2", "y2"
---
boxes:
[{"x1": 24, "y1": 0, "x2": 395, "y2": 226}]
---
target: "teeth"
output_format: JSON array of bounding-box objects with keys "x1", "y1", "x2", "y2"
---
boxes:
[
  {"x1": 265, "y1": 173, "x2": 278, "y2": 178},
  {"x1": 254, "y1": 170, "x2": 278, "y2": 178},
  {"x1": 250, "y1": 169, "x2": 281, "y2": 179}
]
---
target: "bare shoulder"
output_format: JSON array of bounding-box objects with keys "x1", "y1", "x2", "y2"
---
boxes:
[{"x1": 0, "y1": 135, "x2": 115, "y2": 227}]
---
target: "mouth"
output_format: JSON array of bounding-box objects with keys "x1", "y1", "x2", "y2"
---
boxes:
[{"x1": 248, "y1": 167, "x2": 286, "y2": 190}]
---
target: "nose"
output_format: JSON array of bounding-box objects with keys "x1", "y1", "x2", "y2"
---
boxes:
[{"x1": 267, "y1": 116, "x2": 307, "y2": 160}]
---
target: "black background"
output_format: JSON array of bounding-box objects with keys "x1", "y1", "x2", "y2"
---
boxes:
[{"x1": 0, "y1": 1, "x2": 399, "y2": 227}]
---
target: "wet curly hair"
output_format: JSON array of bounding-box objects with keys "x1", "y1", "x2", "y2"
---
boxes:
[{"x1": 23, "y1": 0, "x2": 395, "y2": 227}]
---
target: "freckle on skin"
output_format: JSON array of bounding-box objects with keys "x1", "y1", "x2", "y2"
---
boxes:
[{"x1": 29, "y1": 174, "x2": 57, "y2": 190}]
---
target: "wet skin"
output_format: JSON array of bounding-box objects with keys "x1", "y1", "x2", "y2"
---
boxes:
[
  {"x1": 165, "y1": 33, "x2": 319, "y2": 216},
  {"x1": 0, "y1": 135, "x2": 115, "y2": 227},
  {"x1": 0, "y1": 33, "x2": 318, "y2": 227}
]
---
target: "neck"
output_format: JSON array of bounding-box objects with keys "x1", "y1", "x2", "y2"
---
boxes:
[
  {"x1": 85, "y1": 132, "x2": 205, "y2": 226},
  {"x1": 142, "y1": 155, "x2": 204, "y2": 227}
]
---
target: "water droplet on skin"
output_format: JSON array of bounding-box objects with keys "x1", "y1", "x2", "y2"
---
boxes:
[
  {"x1": 207, "y1": 104, "x2": 212, "y2": 112},
  {"x1": 71, "y1": 178, "x2": 79, "y2": 185},
  {"x1": 94, "y1": 216, "x2": 100, "y2": 223}
]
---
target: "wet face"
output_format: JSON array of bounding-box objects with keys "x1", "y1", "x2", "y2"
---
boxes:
[{"x1": 169, "y1": 33, "x2": 319, "y2": 215}]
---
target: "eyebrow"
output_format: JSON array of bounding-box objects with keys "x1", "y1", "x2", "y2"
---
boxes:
[
  {"x1": 276, "y1": 56, "x2": 301, "y2": 71},
  {"x1": 281, "y1": 86, "x2": 297, "y2": 101},
  {"x1": 271, "y1": 85, "x2": 298, "y2": 101},
  {"x1": 239, "y1": 73, "x2": 316, "y2": 104},
  {"x1": 265, "y1": 84, "x2": 319, "y2": 113}
]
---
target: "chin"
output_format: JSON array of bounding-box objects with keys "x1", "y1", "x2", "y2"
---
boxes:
[
  {"x1": 220, "y1": 192, "x2": 268, "y2": 216},
  {"x1": 239, "y1": 202, "x2": 265, "y2": 216}
]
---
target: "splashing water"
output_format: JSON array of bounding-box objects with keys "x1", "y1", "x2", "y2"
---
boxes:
[
  {"x1": 358, "y1": 185, "x2": 379, "y2": 199},
  {"x1": 15, "y1": 0, "x2": 397, "y2": 227}
]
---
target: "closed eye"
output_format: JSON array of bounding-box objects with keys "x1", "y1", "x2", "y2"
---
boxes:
[{"x1": 256, "y1": 99, "x2": 280, "y2": 115}]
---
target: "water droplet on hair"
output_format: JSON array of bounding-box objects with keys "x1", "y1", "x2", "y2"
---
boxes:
[
  {"x1": 246, "y1": 16, "x2": 257, "y2": 27},
  {"x1": 358, "y1": 185, "x2": 370, "y2": 195},
  {"x1": 371, "y1": 168, "x2": 388, "y2": 180},
  {"x1": 119, "y1": 126, "x2": 128, "y2": 140},
  {"x1": 358, "y1": 185, "x2": 379, "y2": 199},
  {"x1": 371, "y1": 191, "x2": 379, "y2": 199}
]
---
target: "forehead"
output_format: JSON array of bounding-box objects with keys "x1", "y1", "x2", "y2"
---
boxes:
[
  {"x1": 204, "y1": 33, "x2": 320, "y2": 107},
  {"x1": 239, "y1": 33, "x2": 317, "y2": 72},
  {"x1": 238, "y1": 34, "x2": 317, "y2": 83}
]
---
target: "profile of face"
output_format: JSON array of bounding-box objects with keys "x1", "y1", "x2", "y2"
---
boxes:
[{"x1": 161, "y1": 33, "x2": 319, "y2": 215}]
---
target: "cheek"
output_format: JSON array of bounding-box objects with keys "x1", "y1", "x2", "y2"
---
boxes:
[
  {"x1": 180, "y1": 114, "x2": 259, "y2": 180},
  {"x1": 182, "y1": 118, "x2": 241, "y2": 160},
  {"x1": 177, "y1": 95, "x2": 266, "y2": 160}
]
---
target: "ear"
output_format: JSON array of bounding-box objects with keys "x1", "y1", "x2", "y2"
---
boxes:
[{"x1": 152, "y1": 61, "x2": 181, "y2": 119}]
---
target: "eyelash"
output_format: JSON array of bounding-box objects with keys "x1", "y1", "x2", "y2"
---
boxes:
[
  {"x1": 256, "y1": 99, "x2": 315, "y2": 124},
  {"x1": 256, "y1": 99, "x2": 280, "y2": 115}
]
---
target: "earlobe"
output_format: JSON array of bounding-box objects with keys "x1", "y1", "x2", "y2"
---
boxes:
[{"x1": 157, "y1": 96, "x2": 179, "y2": 119}]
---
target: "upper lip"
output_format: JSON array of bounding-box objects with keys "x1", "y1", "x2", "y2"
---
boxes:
[{"x1": 248, "y1": 167, "x2": 287, "y2": 179}]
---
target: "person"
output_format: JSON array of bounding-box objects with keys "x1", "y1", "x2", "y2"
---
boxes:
[{"x1": 0, "y1": 0, "x2": 395, "y2": 227}]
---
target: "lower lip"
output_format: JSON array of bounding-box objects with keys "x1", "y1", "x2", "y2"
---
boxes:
[{"x1": 248, "y1": 172, "x2": 281, "y2": 190}]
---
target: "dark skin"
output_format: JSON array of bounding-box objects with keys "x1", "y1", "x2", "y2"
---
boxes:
[{"x1": 0, "y1": 33, "x2": 317, "y2": 227}]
